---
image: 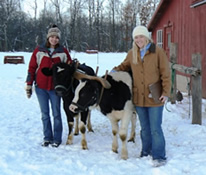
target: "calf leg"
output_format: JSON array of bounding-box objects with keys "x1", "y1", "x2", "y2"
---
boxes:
[
  {"x1": 74, "y1": 114, "x2": 79, "y2": 135},
  {"x1": 66, "y1": 113, "x2": 79, "y2": 144},
  {"x1": 75, "y1": 111, "x2": 93, "y2": 135},
  {"x1": 109, "y1": 118, "x2": 119, "y2": 153},
  {"x1": 128, "y1": 111, "x2": 137, "y2": 142},
  {"x1": 119, "y1": 112, "x2": 132, "y2": 160},
  {"x1": 79, "y1": 110, "x2": 89, "y2": 149},
  {"x1": 64, "y1": 111, "x2": 75, "y2": 145},
  {"x1": 63, "y1": 97, "x2": 75, "y2": 145},
  {"x1": 79, "y1": 121, "x2": 88, "y2": 149},
  {"x1": 67, "y1": 122, "x2": 74, "y2": 145},
  {"x1": 87, "y1": 110, "x2": 94, "y2": 132}
]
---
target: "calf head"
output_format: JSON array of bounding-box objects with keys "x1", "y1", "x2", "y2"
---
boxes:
[
  {"x1": 42, "y1": 62, "x2": 76, "y2": 96},
  {"x1": 69, "y1": 79, "x2": 100, "y2": 113}
]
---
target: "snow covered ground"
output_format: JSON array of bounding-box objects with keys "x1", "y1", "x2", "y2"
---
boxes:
[{"x1": 0, "y1": 51, "x2": 206, "y2": 175}]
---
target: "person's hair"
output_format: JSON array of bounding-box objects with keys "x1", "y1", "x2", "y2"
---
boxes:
[
  {"x1": 132, "y1": 36, "x2": 153, "y2": 64},
  {"x1": 142, "y1": 37, "x2": 150, "y2": 48},
  {"x1": 45, "y1": 39, "x2": 60, "y2": 49}
]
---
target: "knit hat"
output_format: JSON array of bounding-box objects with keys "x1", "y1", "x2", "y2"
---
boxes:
[
  {"x1": 47, "y1": 25, "x2": 61, "y2": 39},
  {"x1": 132, "y1": 25, "x2": 150, "y2": 40}
]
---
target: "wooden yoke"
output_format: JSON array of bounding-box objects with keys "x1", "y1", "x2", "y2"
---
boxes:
[
  {"x1": 73, "y1": 71, "x2": 111, "y2": 89},
  {"x1": 104, "y1": 70, "x2": 108, "y2": 79}
]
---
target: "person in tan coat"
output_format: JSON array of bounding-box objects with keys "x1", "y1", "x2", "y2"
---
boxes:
[{"x1": 112, "y1": 25, "x2": 171, "y2": 167}]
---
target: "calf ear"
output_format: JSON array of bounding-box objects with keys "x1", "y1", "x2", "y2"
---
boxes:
[{"x1": 42, "y1": 67, "x2": 52, "y2": 76}]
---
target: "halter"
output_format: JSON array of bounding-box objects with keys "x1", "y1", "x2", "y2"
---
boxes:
[
  {"x1": 54, "y1": 77, "x2": 74, "y2": 96},
  {"x1": 54, "y1": 60, "x2": 79, "y2": 96},
  {"x1": 71, "y1": 66, "x2": 109, "y2": 111},
  {"x1": 71, "y1": 72, "x2": 108, "y2": 111},
  {"x1": 71, "y1": 94, "x2": 98, "y2": 112}
]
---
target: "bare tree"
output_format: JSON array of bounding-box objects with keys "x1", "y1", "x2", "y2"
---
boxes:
[
  {"x1": 0, "y1": 0, "x2": 161, "y2": 52},
  {"x1": 120, "y1": 0, "x2": 139, "y2": 51},
  {"x1": 87, "y1": 0, "x2": 94, "y2": 49},
  {"x1": 0, "y1": 0, "x2": 20, "y2": 50},
  {"x1": 87, "y1": 0, "x2": 97, "y2": 49},
  {"x1": 63, "y1": 0, "x2": 86, "y2": 50},
  {"x1": 139, "y1": 0, "x2": 160, "y2": 26},
  {"x1": 86, "y1": 0, "x2": 104, "y2": 51},
  {"x1": 108, "y1": 0, "x2": 117, "y2": 51},
  {"x1": 50, "y1": 0, "x2": 63, "y2": 25}
]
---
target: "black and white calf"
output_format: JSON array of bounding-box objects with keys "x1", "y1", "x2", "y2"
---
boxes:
[
  {"x1": 42, "y1": 61, "x2": 95, "y2": 149},
  {"x1": 70, "y1": 71, "x2": 136, "y2": 159}
]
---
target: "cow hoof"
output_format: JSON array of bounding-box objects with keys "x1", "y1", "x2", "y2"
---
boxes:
[
  {"x1": 82, "y1": 146, "x2": 88, "y2": 150},
  {"x1": 66, "y1": 140, "x2": 73, "y2": 145},
  {"x1": 88, "y1": 129, "x2": 94, "y2": 132},
  {"x1": 121, "y1": 155, "x2": 128, "y2": 160},
  {"x1": 121, "y1": 149, "x2": 128, "y2": 160},
  {"x1": 127, "y1": 138, "x2": 135, "y2": 143},
  {"x1": 82, "y1": 143, "x2": 88, "y2": 150},
  {"x1": 81, "y1": 140, "x2": 88, "y2": 150},
  {"x1": 112, "y1": 149, "x2": 118, "y2": 153}
]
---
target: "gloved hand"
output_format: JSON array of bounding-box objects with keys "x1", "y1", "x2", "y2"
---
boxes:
[
  {"x1": 110, "y1": 69, "x2": 116, "y2": 73},
  {"x1": 159, "y1": 95, "x2": 168, "y2": 103},
  {"x1": 25, "y1": 85, "x2": 32, "y2": 98}
]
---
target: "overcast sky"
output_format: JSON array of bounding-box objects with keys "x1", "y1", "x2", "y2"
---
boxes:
[{"x1": 22, "y1": 0, "x2": 127, "y2": 18}]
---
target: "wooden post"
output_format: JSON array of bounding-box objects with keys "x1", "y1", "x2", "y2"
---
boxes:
[
  {"x1": 191, "y1": 53, "x2": 202, "y2": 125},
  {"x1": 95, "y1": 66, "x2": 99, "y2": 75},
  {"x1": 170, "y1": 43, "x2": 177, "y2": 104}
]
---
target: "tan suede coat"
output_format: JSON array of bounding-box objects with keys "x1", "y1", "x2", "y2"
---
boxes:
[{"x1": 114, "y1": 43, "x2": 171, "y2": 107}]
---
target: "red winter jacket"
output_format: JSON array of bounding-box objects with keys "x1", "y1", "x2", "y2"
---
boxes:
[{"x1": 26, "y1": 44, "x2": 72, "y2": 90}]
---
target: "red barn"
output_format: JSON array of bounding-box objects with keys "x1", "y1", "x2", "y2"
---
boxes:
[{"x1": 148, "y1": 0, "x2": 206, "y2": 98}]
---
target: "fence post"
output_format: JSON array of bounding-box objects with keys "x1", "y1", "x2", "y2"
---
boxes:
[
  {"x1": 170, "y1": 43, "x2": 177, "y2": 104},
  {"x1": 191, "y1": 53, "x2": 202, "y2": 125}
]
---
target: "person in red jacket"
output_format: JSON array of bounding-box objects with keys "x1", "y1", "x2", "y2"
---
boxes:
[{"x1": 25, "y1": 24, "x2": 72, "y2": 147}]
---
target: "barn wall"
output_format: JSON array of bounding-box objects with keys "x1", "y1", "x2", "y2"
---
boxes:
[
  {"x1": 190, "y1": 3, "x2": 206, "y2": 98},
  {"x1": 150, "y1": 0, "x2": 206, "y2": 98}
]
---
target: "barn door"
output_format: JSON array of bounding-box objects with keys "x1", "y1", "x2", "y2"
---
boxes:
[{"x1": 164, "y1": 24, "x2": 173, "y2": 59}]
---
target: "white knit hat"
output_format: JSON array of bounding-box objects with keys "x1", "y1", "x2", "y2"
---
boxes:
[
  {"x1": 132, "y1": 25, "x2": 150, "y2": 40},
  {"x1": 47, "y1": 26, "x2": 61, "y2": 39}
]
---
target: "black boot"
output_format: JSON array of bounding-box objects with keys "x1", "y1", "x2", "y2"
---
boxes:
[{"x1": 41, "y1": 141, "x2": 51, "y2": 147}]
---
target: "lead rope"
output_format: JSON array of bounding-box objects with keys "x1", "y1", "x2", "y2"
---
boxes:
[
  {"x1": 165, "y1": 99, "x2": 171, "y2": 112},
  {"x1": 186, "y1": 72, "x2": 191, "y2": 119},
  {"x1": 96, "y1": 70, "x2": 109, "y2": 106}
]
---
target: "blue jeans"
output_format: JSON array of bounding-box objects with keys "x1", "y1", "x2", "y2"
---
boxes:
[
  {"x1": 35, "y1": 86, "x2": 62, "y2": 144},
  {"x1": 135, "y1": 106, "x2": 166, "y2": 160}
]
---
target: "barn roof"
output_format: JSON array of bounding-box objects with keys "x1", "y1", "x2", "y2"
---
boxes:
[
  {"x1": 190, "y1": 0, "x2": 206, "y2": 7},
  {"x1": 147, "y1": 0, "x2": 206, "y2": 31},
  {"x1": 147, "y1": 0, "x2": 171, "y2": 31}
]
